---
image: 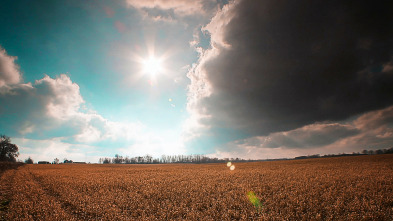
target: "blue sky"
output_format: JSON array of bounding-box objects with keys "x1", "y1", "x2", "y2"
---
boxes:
[{"x1": 1, "y1": 0, "x2": 393, "y2": 162}]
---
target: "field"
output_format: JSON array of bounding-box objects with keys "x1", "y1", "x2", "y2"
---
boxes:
[{"x1": 1, "y1": 155, "x2": 393, "y2": 220}]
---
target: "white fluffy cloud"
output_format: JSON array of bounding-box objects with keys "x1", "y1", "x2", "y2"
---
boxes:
[
  {"x1": 0, "y1": 47, "x2": 143, "y2": 149},
  {"x1": 0, "y1": 72, "x2": 143, "y2": 142},
  {"x1": 0, "y1": 47, "x2": 21, "y2": 87},
  {"x1": 35, "y1": 74, "x2": 84, "y2": 119}
]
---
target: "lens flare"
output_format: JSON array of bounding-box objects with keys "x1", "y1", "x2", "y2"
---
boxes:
[
  {"x1": 227, "y1": 162, "x2": 232, "y2": 167},
  {"x1": 230, "y1": 165, "x2": 235, "y2": 170},
  {"x1": 247, "y1": 191, "x2": 263, "y2": 212}
]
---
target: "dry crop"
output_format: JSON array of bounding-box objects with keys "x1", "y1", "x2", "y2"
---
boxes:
[{"x1": 1, "y1": 155, "x2": 392, "y2": 220}]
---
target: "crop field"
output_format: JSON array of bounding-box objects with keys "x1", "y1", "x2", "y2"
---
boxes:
[{"x1": 1, "y1": 155, "x2": 393, "y2": 220}]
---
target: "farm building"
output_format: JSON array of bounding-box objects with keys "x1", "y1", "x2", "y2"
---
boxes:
[{"x1": 37, "y1": 161, "x2": 50, "y2": 164}]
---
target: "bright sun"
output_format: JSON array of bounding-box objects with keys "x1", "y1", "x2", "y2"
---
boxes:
[{"x1": 143, "y1": 57, "x2": 162, "y2": 76}]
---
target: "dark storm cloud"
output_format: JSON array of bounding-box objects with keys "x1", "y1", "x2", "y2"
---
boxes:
[{"x1": 189, "y1": 0, "x2": 393, "y2": 138}]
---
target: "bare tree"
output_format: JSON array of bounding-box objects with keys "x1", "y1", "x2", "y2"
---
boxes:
[{"x1": 53, "y1": 158, "x2": 59, "y2": 164}]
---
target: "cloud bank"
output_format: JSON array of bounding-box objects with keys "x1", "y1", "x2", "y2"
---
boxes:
[
  {"x1": 188, "y1": 0, "x2": 393, "y2": 140},
  {"x1": 185, "y1": 0, "x2": 393, "y2": 158},
  {"x1": 212, "y1": 105, "x2": 393, "y2": 159}
]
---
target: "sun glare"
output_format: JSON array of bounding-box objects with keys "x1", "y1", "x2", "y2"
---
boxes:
[{"x1": 143, "y1": 57, "x2": 162, "y2": 76}]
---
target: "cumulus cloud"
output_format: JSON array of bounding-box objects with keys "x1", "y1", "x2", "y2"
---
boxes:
[
  {"x1": 1, "y1": 74, "x2": 79, "y2": 136},
  {"x1": 0, "y1": 74, "x2": 144, "y2": 143},
  {"x1": 187, "y1": 0, "x2": 393, "y2": 143},
  {"x1": 0, "y1": 47, "x2": 21, "y2": 86},
  {"x1": 0, "y1": 47, "x2": 142, "y2": 144},
  {"x1": 35, "y1": 74, "x2": 84, "y2": 119}
]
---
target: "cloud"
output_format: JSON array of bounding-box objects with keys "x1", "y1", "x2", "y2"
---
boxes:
[
  {"x1": 210, "y1": 105, "x2": 393, "y2": 159},
  {"x1": 0, "y1": 47, "x2": 21, "y2": 86},
  {"x1": 126, "y1": 0, "x2": 205, "y2": 16},
  {"x1": 354, "y1": 105, "x2": 393, "y2": 131},
  {"x1": 15, "y1": 137, "x2": 96, "y2": 162},
  {"x1": 0, "y1": 73, "x2": 81, "y2": 137},
  {"x1": 0, "y1": 74, "x2": 143, "y2": 143},
  {"x1": 126, "y1": 0, "x2": 226, "y2": 23},
  {"x1": 0, "y1": 47, "x2": 142, "y2": 144},
  {"x1": 187, "y1": 0, "x2": 393, "y2": 143},
  {"x1": 251, "y1": 123, "x2": 359, "y2": 149},
  {"x1": 35, "y1": 74, "x2": 84, "y2": 119},
  {"x1": 0, "y1": 46, "x2": 185, "y2": 161},
  {"x1": 118, "y1": 129, "x2": 187, "y2": 158}
]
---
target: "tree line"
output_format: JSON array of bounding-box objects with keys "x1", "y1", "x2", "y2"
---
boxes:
[
  {"x1": 98, "y1": 154, "x2": 254, "y2": 164},
  {"x1": 294, "y1": 147, "x2": 393, "y2": 160},
  {"x1": 100, "y1": 147, "x2": 393, "y2": 164},
  {"x1": 1, "y1": 134, "x2": 393, "y2": 164}
]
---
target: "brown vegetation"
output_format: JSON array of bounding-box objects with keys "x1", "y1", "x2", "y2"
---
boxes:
[{"x1": 1, "y1": 155, "x2": 392, "y2": 220}]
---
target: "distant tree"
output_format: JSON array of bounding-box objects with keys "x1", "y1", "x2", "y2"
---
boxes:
[
  {"x1": 113, "y1": 154, "x2": 124, "y2": 164},
  {"x1": 0, "y1": 135, "x2": 19, "y2": 162},
  {"x1": 103, "y1": 158, "x2": 111, "y2": 164},
  {"x1": 144, "y1": 155, "x2": 152, "y2": 164},
  {"x1": 25, "y1": 156, "x2": 34, "y2": 164},
  {"x1": 53, "y1": 158, "x2": 59, "y2": 164},
  {"x1": 376, "y1": 149, "x2": 384, "y2": 154},
  {"x1": 124, "y1": 156, "x2": 131, "y2": 164}
]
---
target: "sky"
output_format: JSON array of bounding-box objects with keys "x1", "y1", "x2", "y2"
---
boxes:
[{"x1": 1, "y1": 0, "x2": 393, "y2": 163}]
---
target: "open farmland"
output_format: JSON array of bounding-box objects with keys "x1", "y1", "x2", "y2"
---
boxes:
[{"x1": 1, "y1": 155, "x2": 393, "y2": 220}]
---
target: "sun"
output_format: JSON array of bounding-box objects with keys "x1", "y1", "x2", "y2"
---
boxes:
[{"x1": 143, "y1": 56, "x2": 162, "y2": 76}]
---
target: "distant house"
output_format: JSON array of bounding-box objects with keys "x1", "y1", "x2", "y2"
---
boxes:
[
  {"x1": 64, "y1": 160, "x2": 73, "y2": 164},
  {"x1": 38, "y1": 161, "x2": 50, "y2": 164}
]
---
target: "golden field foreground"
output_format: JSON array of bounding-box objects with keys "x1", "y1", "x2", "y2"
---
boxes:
[{"x1": 1, "y1": 155, "x2": 393, "y2": 220}]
